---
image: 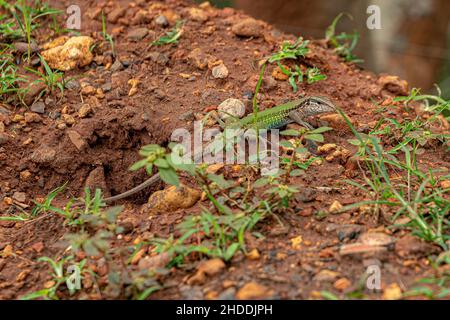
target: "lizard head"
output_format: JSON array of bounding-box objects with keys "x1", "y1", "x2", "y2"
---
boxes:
[{"x1": 303, "y1": 96, "x2": 336, "y2": 115}]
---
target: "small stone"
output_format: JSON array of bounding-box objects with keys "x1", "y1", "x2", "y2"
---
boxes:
[
  {"x1": 20, "y1": 170, "x2": 31, "y2": 181},
  {"x1": 218, "y1": 98, "x2": 245, "y2": 120},
  {"x1": 155, "y1": 15, "x2": 169, "y2": 27},
  {"x1": 236, "y1": 282, "x2": 272, "y2": 300},
  {"x1": 67, "y1": 130, "x2": 87, "y2": 151},
  {"x1": 314, "y1": 269, "x2": 340, "y2": 283},
  {"x1": 65, "y1": 79, "x2": 80, "y2": 90},
  {"x1": 188, "y1": 48, "x2": 217, "y2": 70},
  {"x1": 127, "y1": 28, "x2": 149, "y2": 41},
  {"x1": 378, "y1": 75, "x2": 408, "y2": 96},
  {"x1": 12, "y1": 192, "x2": 26, "y2": 203},
  {"x1": 147, "y1": 185, "x2": 201, "y2": 213},
  {"x1": 30, "y1": 145, "x2": 56, "y2": 163},
  {"x1": 41, "y1": 36, "x2": 94, "y2": 71},
  {"x1": 231, "y1": 18, "x2": 264, "y2": 37},
  {"x1": 146, "y1": 51, "x2": 169, "y2": 65},
  {"x1": 13, "y1": 42, "x2": 39, "y2": 53},
  {"x1": 329, "y1": 200, "x2": 343, "y2": 214},
  {"x1": 24, "y1": 112, "x2": 42, "y2": 123},
  {"x1": 382, "y1": 283, "x2": 402, "y2": 300},
  {"x1": 128, "y1": 79, "x2": 139, "y2": 96},
  {"x1": 188, "y1": 8, "x2": 208, "y2": 22},
  {"x1": 30, "y1": 101, "x2": 45, "y2": 114},
  {"x1": 81, "y1": 85, "x2": 96, "y2": 95},
  {"x1": 62, "y1": 114, "x2": 75, "y2": 125},
  {"x1": 187, "y1": 258, "x2": 226, "y2": 285},
  {"x1": 246, "y1": 248, "x2": 260, "y2": 260},
  {"x1": 31, "y1": 242, "x2": 44, "y2": 253},
  {"x1": 78, "y1": 104, "x2": 93, "y2": 118},
  {"x1": 290, "y1": 235, "x2": 303, "y2": 249},
  {"x1": 110, "y1": 59, "x2": 124, "y2": 72},
  {"x1": 211, "y1": 63, "x2": 229, "y2": 79},
  {"x1": 84, "y1": 166, "x2": 109, "y2": 197},
  {"x1": 334, "y1": 278, "x2": 351, "y2": 291}
]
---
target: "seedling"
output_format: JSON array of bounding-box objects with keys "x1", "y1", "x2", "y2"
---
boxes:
[
  {"x1": 151, "y1": 20, "x2": 184, "y2": 46},
  {"x1": 26, "y1": 55, "x2": 65, "y2": 96},
  {"x1": 101, "y1": 11, "x2": 115, "y2": 56},
  {"x1": 325, "y1": 13, "x2": 363, "y2": 63}
]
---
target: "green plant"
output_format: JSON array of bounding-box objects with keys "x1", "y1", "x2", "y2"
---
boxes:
[
  {"x1": 101, "y1": 10, "x2": 115, "y2": 56},
  {"x1": 280, "y1": 126, "x2": 332, "y2": 180},
  {"x1": 25, "y1": 54, "x2": 65, "y2": 96},
  {"x1": 0, "y1": 47, "x2": 27, "y2": 98},
  {"x1": 151, "y1": 20, "x2": 184, "y2": 46},
  {"x1": 325, "y1": 13, "x2": 363, "y2": 63},
  {"x1": 339, "y1": 107, "x2": 450, "y2": 250},
  {"x1": 1, "y1": 0, "x2": 61, "y2": 61},
  {"x1": 21, "y1": 256, "x2": 86, "y2": 300}
]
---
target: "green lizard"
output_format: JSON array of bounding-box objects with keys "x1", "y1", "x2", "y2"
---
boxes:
[{"x1": 98, "y1": 96, "x2": 336, "y2": 203}]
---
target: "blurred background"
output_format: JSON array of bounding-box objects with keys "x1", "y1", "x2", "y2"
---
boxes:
[{"x1": 199, "y1": 0, "x2": 450, "y2": 99}]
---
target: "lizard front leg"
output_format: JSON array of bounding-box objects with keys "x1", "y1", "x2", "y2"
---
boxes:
[{"x1": 288, "y1": 110, "x2": 318, "y2": 153}]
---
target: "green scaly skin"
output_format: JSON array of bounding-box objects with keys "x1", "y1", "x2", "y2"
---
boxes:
[{"x1": 84, "y1": 96, "x2": 336, "y2": 204}]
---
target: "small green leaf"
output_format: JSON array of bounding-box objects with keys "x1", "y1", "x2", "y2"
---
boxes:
[
  {"x1": 280, "y1": 129, "x2": 300, "y2": 136},
  {"x1": 305, "y1": 133, "x2": 324, "y2": 142},
  {"x1": 154, "y1": 158, "x2": 169, "y2": 168},
  {"x1": 129, "y1": 159, "x2": 148, "y2": 171},
  {"x1": 158, "y1": 167, "x2": 180, "y2": 186},
  {"x1": 309, "y1": 126, "x2": 333, "y2": 134}
]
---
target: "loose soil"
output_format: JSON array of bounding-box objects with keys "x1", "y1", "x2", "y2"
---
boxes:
[{"x1": 0, "y1": 0, "x2": 448, "y2": 300}]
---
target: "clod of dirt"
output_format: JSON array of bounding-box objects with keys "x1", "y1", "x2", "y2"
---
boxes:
[
  {"x1": 236, "y1": 282, "x2": 273, "y2": 300},
  {"x1": 147, "y1": 185, "x2": 201, "y2": 213},
  {"x1": 30, "y1": 145, "x2": 56, "y2": 164},
  {"x1": 67, "y1": 130, "x2": 87, "y2": 151},
  {"x1": 218, "y1": 98, "x2": 245, "y2": 119},
  {"x1": 188, "y1": 7, "x2": 209, "y2": 22},
  {"x1": 78, "y1": 104, "x2": 93, "y2": 118},
  {"x1": 382, "y1": 283, "x2": 402, "y2": 300},
  {"x1": 187, "y1": 258, "x2": 226, "y2": 285},
  {"x1": 13, "y1": 42, "x2": 39, "y2": 54},
  {"x1": 84, "y1": 167, "x2": 110, "y2": 197},
  {"x1": 127, "y1": 28, "x2": 149, "y2": 41},
  {"x1": 377, "y1": 75, "x2": 409, "y2": 96},
  {"x1": 138, "y1": 252, "x2": 172, "y2": 271},
  {"x1": 211, "y1": 63, "x2": 229, "y2": 79},
  {"x1": 30, "y1": 101, "x2": 46, "y2": 114},
  {"x1": 41, "y1": 36, "x2": 95, "y2": 71},
  {"x1": 394, "y1": 234, "x2": 440, "y2": 258},
  {"x1": 318, "y1": 113, "x2": 355, "y2": 133},
  {"x1": 187, "y1": 48, "x2": 217, "y2": 70},
  {"x1": 231, "y1": 18, "x2": 265, "y2": 37},
  {"x1": 313, "y1": 269, "x2": 340, "y2": 283},
  {"x1": 22, "y1": 82, "x2": 47, "y2": 106}
]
